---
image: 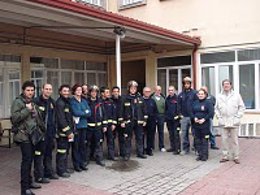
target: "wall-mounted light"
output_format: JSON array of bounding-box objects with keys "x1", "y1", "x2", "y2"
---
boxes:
[{"x1": 113, "y1": 26, "x2": 126, "y2": 38}]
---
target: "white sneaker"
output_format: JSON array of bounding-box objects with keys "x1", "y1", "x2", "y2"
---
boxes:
[{"x1": 160, "y1": 148, "x2": 166, "y2": 152}]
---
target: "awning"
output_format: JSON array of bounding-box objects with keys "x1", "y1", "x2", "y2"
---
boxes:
[{"x1": 0, "y1": 0, "x2": 201, "y2": 54}]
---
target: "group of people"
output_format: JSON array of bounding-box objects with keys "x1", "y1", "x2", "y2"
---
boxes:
[{"x1": 11, "y1": 76, "x2": 245, "y2": 195}]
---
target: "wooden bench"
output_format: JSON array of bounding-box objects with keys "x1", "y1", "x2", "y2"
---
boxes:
[{"x1": 0, "y1": 118, "x2": 12, "y2": 148}]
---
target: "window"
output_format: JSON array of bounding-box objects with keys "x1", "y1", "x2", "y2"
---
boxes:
[
  {"x1": 218, "y1": 65, "x2": 233, "y2": 91},
  {"x1": 239, "y1": 64, "x2": 255, "y2": 109},
  {"x1": 201, "y1": 51, "x2": 235, "y2": 64},
  {"x1": 71, "y1": 0, "x2": 106, "y2": 8},
  {"x1": 238, "y1": 48, "x2": 260, "y2": 61},
  {"x1": 119, "y1": 0, "x2": 146, "y2": 9},
  {"x1": 201, "y1": 67, "x2": 215, "y2": 96},
  {"x1": 157, "y1": 69, "x2": 166, "y2": 95},
  {"x1": 31, "y1": 70, "x2": 44, "y2": 97}
]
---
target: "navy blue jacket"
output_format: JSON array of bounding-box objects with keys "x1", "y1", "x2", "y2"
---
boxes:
[
  {"x1": 190, "y1": 98, "x2": 214, "y2": 131},
  {"x1": 143, "y1": 97, "x2": 158, "y2": 119},
  {"x1": 102, "y1": 98, "x2": 117, "y2": 125},
  {"x1": 165, "y1": 94, "x2": 179, "y2": 121},
  {"x1": 178, "y1": 89, "x2": 197, "y2": 117},
  {"x1": 87, "y1": 97, "x2": 107, "y2": 128},
  {"x1": 70, "y1": 96, "x2": 91, "y2": 129},
  {"x1": 111, "y1": 95, "x2": 122, "y2": 123},
  {"x1": 34, "y1": 95, "x2": 56, "y2": 137}
]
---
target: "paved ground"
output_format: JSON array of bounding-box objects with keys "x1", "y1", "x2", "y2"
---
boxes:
[{"x1": 0, "y1": 137, "x2": 260, "y2": 195}]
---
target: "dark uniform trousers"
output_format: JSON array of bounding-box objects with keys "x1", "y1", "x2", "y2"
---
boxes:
[
  {"x1": 34, "y1": 140, "x2": 45, "y2": 180},
  {"x1": 86, "y1": 127, "x2": 104, "y2": 163},
  {"x1": 166, "y1": 120, "x2": 181, "y2": 153},
  {"x1": 116, "y1": 125, "x2": 125, "y2": 157},
  {"x1": 77, "y1": 128, "x2": 87, "y2": 167},
  {"x1": 56, "y1": 137, "x2": 69, "y2": 175},
  {"x1": 20, "y1": 142, "x2": 34, "y2": 194},
  {"x1": 123, "y1": 120, "x2": 144, "y2": 158},
  {"x1": 103, "y1": 125, "x2": 115, "y2": 159},
  {"x1": 43, "y1": 134, "x2": 55, "y2": 177},
  {"x1": 71, "y1": 132, "x2": 81, "y2": 169},
  {"x1": 144, "y1": 117, "x2": 156, "y2": 153},
  {"x1": 194, "y1": 129, "x2": 209, "y2": 160}
]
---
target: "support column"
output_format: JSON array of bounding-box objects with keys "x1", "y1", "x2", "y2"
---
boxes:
[
  {"x1": 107, "y1": 55, "x2": 116, "y2": 89},
  {"x1": 192, "y1": 46, "x2": 199, "y2": 89},
  {"x1": 115, "y1": 34, "x2": 121, "y2": 89},
  {"x1": 21, "y1": 52, "x2": 30, "y2": 83},
  {"x1": 145, "y1": 51, "x2": 156, "y2": 88}
]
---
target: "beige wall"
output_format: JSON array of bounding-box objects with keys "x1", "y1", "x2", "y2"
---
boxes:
[{"x1": 109, "y1": 0, "x2": 260, "y2": 48}]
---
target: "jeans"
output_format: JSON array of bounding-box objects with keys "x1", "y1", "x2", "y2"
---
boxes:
[
  {"x1": 209, "y1": 119, "x2": 217, "y2": 147},
  {"x1": 181, "y1": 117, "x2": 191, "y2": 152}
]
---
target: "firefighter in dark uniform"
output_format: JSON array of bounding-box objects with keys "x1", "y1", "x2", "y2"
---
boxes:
[
  {"x1": 34, "y1": 84, "x2": 59, "y2": 183},
  {"x1": 100, "y1": 86, "x2": 117, "y2": 160},
  {"x1": 190, "y1": 88, "x2": 214, "y2": 161},
  {"x1": 165, "y1": 86, "x2": 182, "y2": 155},
  {"x1": 111, "y1": 86, "x2": 124, "y2": 157},
  {"x1": 142, "y1": 87, "x2": 158, "y2": 156},
  {"x1": 119, "y1": 80, "x2": 148, "y2": 161},
  {"x1": 56, "y1": 85, "x2": 74, "y2": 178},
  {"x1": 86, "y1": 85, "x2": 106, "y2": 166}
]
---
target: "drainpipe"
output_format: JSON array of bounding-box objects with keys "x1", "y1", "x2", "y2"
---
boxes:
[
  {"x1": 115, "y1": 34, "x2": 121, "y2": 89},
  {"x1": 192, "y1": 45, "x2": 198, "y2": 89}
]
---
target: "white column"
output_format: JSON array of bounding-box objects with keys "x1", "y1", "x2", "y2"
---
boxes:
[{"x1": 115, "y1": 34, "x2": 121, "y2": 89}]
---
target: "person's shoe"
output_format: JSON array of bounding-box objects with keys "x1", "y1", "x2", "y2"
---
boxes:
[
  {"x1": 173, "y1": 151, "x2": 180, "y2": 155},
  {"x1": 201, "y1": 158, "x2": 207, "y2": 161},
  {"x1": 74, "y1": 167, "x2": 82, "y2": 172},
  {"x1": 180, "y1": 150, "x2": 190, "y2": 155},
  {"x1": 234, "y1": 159, "x2": 240, "y2": 164},
  {"x1": 196, "y1": 156, "x2": 201, "y2": 161},
  {"x1": 48, "y1": 174, "x2": 59, "y2": 180},
  {"x1": 66, "y1": 169, "x2": 74, "y2": 174},
  {"x1": 23, "y1": 189, "x2": 35, "y2": 195},
  {"x1": 166, "y1": 148, "x2": 174, "y2": 152},
  {"x1": 137, "y1": 154, "x2": 147, "y2": 159},
  {"x1": 30, "y1": 182, "x2": 41, "y2": 189},
  {"x1": 160, "y1": 148, "x2": 166, "y2": 152},
  {"x1": 96, "y1": 161, "x2": 105, "y2": 167},
  {"x1": 146, "y1": 151, "x2": 153, "y2": 156},
  {"x1": 58, "y1": 172, "x2": 70, "y2": 178},
  {"x1": 219, "y1": 158, "x2": 229, "y2": 163},
  {"x1": 123, "y1": 156, "x2": 130, "y2": 161},
  {"x1": 108, "y1": 156, "x2": 117, "y2": 161},
  {"x1": 80, "y1": 165, "x2": 88, "y2": 171},
  {"x1": 211, "y1": 146, "x2": 219, "y2": 150},
  {"x1": 36, "y1": 177, "x2": 50, "y2": 184}
]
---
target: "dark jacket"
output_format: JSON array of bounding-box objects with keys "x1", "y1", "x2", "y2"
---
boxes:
[
  {"x1": 70, "y1": 96, "x2": 91, "y2": 129},
  {"x1": 11, "y1": 94, "x2": 45, "y2": 143},
  {"x1": 119, "y1": 93, "x2": 148, "y2": 124},
  {"x1": 190, "y1": 98, "x2": 214, "y2": 131},
  {"x1": 34, "y1": 95, "x2": 56, "y2": 137},
  {"x1": 56, "y1": 96, "x2": 74, "y2": 137},
  {"x1": 102, "y1": 98, "x2": 117, "y2": 125},
  {"x1": 143, "y1": 97, "x2": 158, "y2": 119},
  {"x1": 207, "y1": 95, "x2": 216, "y2": 119},
  {"x1": 178, "y1": 89, "x2": 197, "y2": 117},
  {"x1": 165, "y1": 94, "x2": 179, "y2": 121},
  {"x1": 111, "y1": 95, "x2": 122, "y2": 124},
  {"x1": 87, "y1": 97, "x2": 107, "y2": 128}
]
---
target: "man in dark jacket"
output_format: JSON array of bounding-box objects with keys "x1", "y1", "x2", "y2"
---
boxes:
[
  {"x1": 100, "y1": 86, "x2": 117, "y2": 160},
  {"x1": 56, "y1": 85, "x2": 74, "y2": 178},
  {"x1": 143, "y1": 87, "x2": 157, "y2": 156},
  {"x1": 178, "y1": 77, "x2": 197, "y2": 154},
  {"x1": 86, "y1": 85, "x2": 107, "y2": 166},
  {"x1": 165, "y1": 86, "x2": 181, "y2": 155},
  {"x1": 34, "y1": 83, "x2": 58, "y2": 183},
  {"x1": 119, "y1": 80, "x2": 148, "y2": 161},
  {"x1": 11, "y1": 81, "x2": 44, "y2": 195}
]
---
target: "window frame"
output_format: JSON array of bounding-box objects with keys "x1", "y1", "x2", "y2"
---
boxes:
[{"x1": 118, "y1": 0, "x2": 147, "y2": 10}]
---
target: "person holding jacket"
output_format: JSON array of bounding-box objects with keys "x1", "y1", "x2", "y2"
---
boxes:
[
  {"x1": 190, "y1": 88, "x2": 214, "y2": 161},
  {"x1": 86, "y1": 85, "x2": 107, "y2": 167},
  {"x1": 70, "y1": 84, "x2": 91, "y2": 171},
  {"x1": 165, "y1": 86, "x2": 181, "y2": 155},
  {"x1": 56, "y1": 85, "x2": 74, "y2": 178},
  {"x1": 215, "y1": 79, "x2": 245, "y2": 164},
  {"x1": 34, "y1": 83, "x2": 58, "y2": 183},
  {"x1": 119, "y1": 80, "x2": 148, "y2": 161},
  {"x1": 11, "y1": 81, "x2": 44, "y2": 195}
]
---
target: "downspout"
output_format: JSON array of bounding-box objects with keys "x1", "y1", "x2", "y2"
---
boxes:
[{"x1": 192, "y1": 44, "x2": 199, "y2": 89}]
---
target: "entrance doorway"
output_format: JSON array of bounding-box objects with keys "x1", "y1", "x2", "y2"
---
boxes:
[{"x1": 121, "y1": 60, "x2": 145, "y2": 95}]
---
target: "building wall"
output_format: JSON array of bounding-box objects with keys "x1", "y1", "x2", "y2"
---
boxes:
[{"x1": 110, "y1": 0, "x2": 260, "y2": 48}]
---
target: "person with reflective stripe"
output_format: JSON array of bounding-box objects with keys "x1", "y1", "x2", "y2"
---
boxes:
[
  {"x1": 190, "y1": 88, "x2": 214, "y2": 161},
  {"x1": 70, "y1": 84, "x2": 91, "y2": 172},
  {"x1": 86, "y1": 85, "x2": 106, "y2": 166},
  {"x1": 119, "y1": 80, "x2": 148, "y2": 161},
  {"x1": 56, "y1": 85, "x2": 74, "y2": 178},
  {"x1": 34, "y1": 83, "x2": 58, "y2": 183},
  {"x1": 100, "y1": 86, "x2": 117, "y2": 160}
]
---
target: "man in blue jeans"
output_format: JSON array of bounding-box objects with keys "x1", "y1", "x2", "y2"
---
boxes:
[
  {"x1": 152, "y1": 85, "x2": 166, "y2": 152},
  {"x1": 178, "y1": 77, "x2": 197, "y2": 154}
]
